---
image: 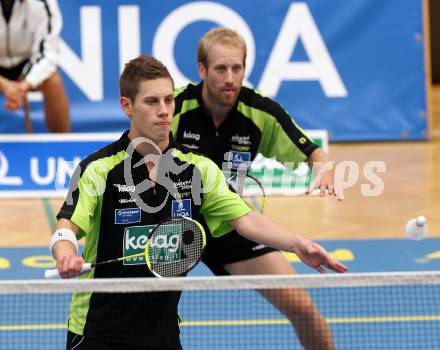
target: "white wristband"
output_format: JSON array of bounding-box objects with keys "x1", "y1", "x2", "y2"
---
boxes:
[{"x1": 49, "y1": 228, "x2": 78, "y2": 258}]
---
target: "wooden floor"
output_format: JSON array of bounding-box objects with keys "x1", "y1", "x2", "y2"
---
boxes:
[
  {"x1": 1, "y1": 140, "x2": 439, "y2": 246},
  {"x1": 266, "y1": 140, "x2": 440, "y2": 240}
]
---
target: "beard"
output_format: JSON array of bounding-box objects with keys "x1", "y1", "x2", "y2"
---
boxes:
[{"x1": 206, "y1": 83, "x2": 239, "y2": 108}]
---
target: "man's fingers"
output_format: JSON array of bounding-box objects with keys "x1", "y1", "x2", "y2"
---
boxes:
[
  {"x1": 315, "y1": 266, "x2": 325, "y2": 274},
  {"x1": 68, "y1": 257, "x2": 81, "y2": 275},
  {"x1": 327, "y1": 184, "x2": 334, "y2": 195},
  {"x1": 58, "y1": 256, "x2": 69, "y2": 278},
  {"x1": 320, "y1": 184, "x2": 327, "y2": 197},
  {"x1": 306, "y1": 178, "x2": 319, "y2": 194},
  {"x1": 325, "y1": 260, "x2": 348, "y2": 273},
  {"x1": 57, "y1": 255, "x2": 83, "y2": 278},
  {"x1": 74, "y1": 258, "x2": 86, "y2": 275},
  {"x1": 6, "y1": 103, "x2": 20, "y2": 111},
  {"x1": 5, "y1": 94, "x2": 24, "y2": 111}
]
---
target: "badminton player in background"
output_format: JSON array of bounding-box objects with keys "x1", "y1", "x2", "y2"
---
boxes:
[
  {"x1": 0, "y1": 0, "x2": 70, "y2": 132},
  {"x1": 51, "y1": 55, "x2": 346, "y2": 349},
  {"x1": 172, "y1": 27, "x2": 341, "y2": 350}
]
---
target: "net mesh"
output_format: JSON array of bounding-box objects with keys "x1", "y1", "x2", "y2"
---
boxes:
[{"x1": 1, "y1": 272, "x2": 440, "y2": 349}]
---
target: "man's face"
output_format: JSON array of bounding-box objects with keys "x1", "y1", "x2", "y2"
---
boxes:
[
  {"x1": 199, "y1": 43, "x2": 245, "y2": 108},
  {"x1": 121, "y1": 77, "x2": 175, "y2": 144}
]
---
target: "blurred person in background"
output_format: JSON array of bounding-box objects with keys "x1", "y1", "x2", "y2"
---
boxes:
[{"x1": 0, "y1": 0, "x2": 70, "y2": 132}]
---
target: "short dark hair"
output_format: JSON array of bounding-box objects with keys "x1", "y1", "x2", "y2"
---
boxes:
[
  {"x1": 119, "y1": 55, "x2": 174, "y2": 101},
  {"x1": 197, "y1": 27, "x2": 247, "y2": 68}
]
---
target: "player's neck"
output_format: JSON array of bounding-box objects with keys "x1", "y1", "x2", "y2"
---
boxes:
[
  {"x1": 128, "y1": 130, "x2": 169, "y2": 155},
  {"x1": 211, "y1": 114, "x2": 230, "y2": 129}
]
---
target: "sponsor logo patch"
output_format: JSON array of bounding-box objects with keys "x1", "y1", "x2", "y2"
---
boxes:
[
  {"x1": 119, "y1": 198, "x2": 137, "y2": 204},
  {"x1": 171, "y1": 199, "x2": 192, "y2": 218},
  {"x1": 173, "y1": 179, "x2": 192, "y2": 190},
  {"x1": 123, "y1": 224, "x2": 182, "y2": 265},
  {"x1": 227, "y1": 151, "x2": 251, "y2": 170},
  {"x1": 123, "y1": 225, "x2": 153, "y2": 265},
  {"x1": 231, "y1": 134, "x2": 251, "y2": 145},
  {"x1": 115, "y1": 207, "x2": 141, "y2": 224},
  {"x1": 114, "y1": 184, "x2": 136, "y2": 193},
  {"x1": 182, "y1": 143, "x2": 199, "y2": 150},
  {"x1": 183, "y1": 131, "x2": 200, "y2": 141}
]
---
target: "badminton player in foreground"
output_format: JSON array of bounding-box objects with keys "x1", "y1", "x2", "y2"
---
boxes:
[{"x1": 51, "y1": 55, "x2": 347, "y2": 350}]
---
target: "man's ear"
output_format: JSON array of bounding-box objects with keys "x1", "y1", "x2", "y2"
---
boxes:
[
  {"x1": 120, "y1": 96, "x2": 133, "y2": 116},
  {"x1": 198, "y1": 62, "x2": 207, "y2": 80}
]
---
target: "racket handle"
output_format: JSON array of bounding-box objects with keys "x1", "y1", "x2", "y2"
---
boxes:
[{"x1": 44, "y1": 263, "x2": 93, "y2": 279}]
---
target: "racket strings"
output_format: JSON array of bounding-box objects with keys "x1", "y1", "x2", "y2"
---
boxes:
[
  {"x1": 148, "y1": 218, "x2": 203, "y2": 277},
  {"x1": 228, "y1": 175, "x2": 265, "y2": 213}
]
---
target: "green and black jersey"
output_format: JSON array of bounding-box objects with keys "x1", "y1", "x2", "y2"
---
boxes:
[
  {"x1": 172, "y1": 82, "x2": 318, "y2": 171},
  {"x1": 57, "y1": 131, "x2": 251, "y2": 347}
]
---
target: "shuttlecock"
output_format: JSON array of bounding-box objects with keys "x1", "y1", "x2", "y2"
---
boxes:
[{"x1": 406, "y1": 216, "x2": 428, "y2": 240}]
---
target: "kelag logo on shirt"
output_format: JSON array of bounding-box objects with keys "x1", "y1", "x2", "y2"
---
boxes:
[
  {"x1": 148, "y1": 224, "x2": 182, "y2": 263},
  {"x1": 123, "y1": 225, "x2": 153, "y2": 265},
  {"x1": 171, "y1": 199, "x2": 192, "y2": 218},
  {"x1": 123, "y1": 224, "x2": 182, "y2": 265},
  {"x1": 227, "y1": 151, "x2": 251, "y2": 170}
]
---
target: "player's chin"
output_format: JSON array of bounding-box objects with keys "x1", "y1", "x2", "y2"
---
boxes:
[
  {"x1": 219, "y1": 97, "x2": 237, "y2": 108},
  {"x1": 155, "y1": 129, "x2": 170, "y2": 143},
  {"x1": 153, "y1": 124, "x2": 170, "y2": 134}
]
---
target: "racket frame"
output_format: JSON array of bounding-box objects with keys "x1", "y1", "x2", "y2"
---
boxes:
[{"x1": 227, "y1": 173, "x2": 266, "y2": 213}]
